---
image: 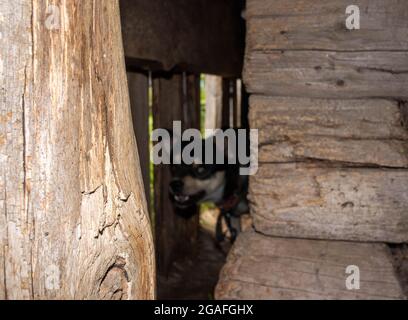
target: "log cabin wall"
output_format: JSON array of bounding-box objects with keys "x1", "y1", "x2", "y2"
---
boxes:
[{"x1": 216, "y1": 0, "x2": 408, "y2": 299}]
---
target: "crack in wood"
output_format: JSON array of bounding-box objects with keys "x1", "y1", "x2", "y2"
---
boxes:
[
  {"x1": 258, "y1": 159, "x2": 408, "y2": 170},
  {"x1": 398, "y1": 100, "x2": 408, "y2": 130},
  {"x1": 3, "y1": 182, "x2": 8, "y2": 300}
]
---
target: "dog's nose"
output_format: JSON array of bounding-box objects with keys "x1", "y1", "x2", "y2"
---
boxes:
[{"x1": 169, "y1": 179, "x2": 183, "y2": 194}]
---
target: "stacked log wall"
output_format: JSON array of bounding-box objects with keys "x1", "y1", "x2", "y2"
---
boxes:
[
  {"x1": 217, "y1": 0, "x2": 408, "y2": 299},
  {"x1": 245, "y1": 0, "x2": 408, "y2": 242}
]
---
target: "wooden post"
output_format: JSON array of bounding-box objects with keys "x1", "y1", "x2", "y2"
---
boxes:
[
  {"x1": 152, "y1": 73, "x2": 201, "y2": 275},
  {"x1": 204, "y1": 75, "x2": 223, "y2": 130},
  {"x1": 0, "y1": 0, "x2": 155, "y2": 299},
  {"x1": 222, "y1": 79, "x2": 231, "y2": 128},
  {"x1": 185, "y1": 75, "x2": 201, "y2": 132},
  {"x1": 231, "y1": 80, "x2": 238, "y2": 128},
  {"x1": 240, "y1": 83, "x2": 250, "y2": 129},
  {"x1": 221, "y1": 78, "x2": 239, "y2": 128}
]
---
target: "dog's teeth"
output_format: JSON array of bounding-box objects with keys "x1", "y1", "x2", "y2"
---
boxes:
[{"x1": 175, "y1": 195, "x2": 189, "y2": 203}]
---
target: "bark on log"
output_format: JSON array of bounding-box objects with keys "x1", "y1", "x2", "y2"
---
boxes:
[
  {"x1": 250, "y1": 96, "x2": 408, "y2": 167},
  {"x1": 246, "y1": 0, "x2": 408, "y2": 51},
  {"x1": 0, "y1": 0, "x2": 155, "y2": 299},
  {"x1": 215, "y1": 231, "x2": 406, "y2": 300},
  {"x1": 249, "y1": 164, "x2": 408, "y2": 243}
]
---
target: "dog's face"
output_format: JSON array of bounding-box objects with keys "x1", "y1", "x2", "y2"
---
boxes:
[{"x1": 169, "y1": 138, "x2": 226, "y2": 211}]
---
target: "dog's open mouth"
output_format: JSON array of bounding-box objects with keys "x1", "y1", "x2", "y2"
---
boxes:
[
  {"x1": 174, "y1": 194, "x2": 190, "y2": 203},
  {"x1": 170, "y1": 189, "x2": 206, "y2": 209}
]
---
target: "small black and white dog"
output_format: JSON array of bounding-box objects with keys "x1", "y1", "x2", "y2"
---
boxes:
[{"x1": 168, "y1": 130, "x2": 249, "y2": 242}]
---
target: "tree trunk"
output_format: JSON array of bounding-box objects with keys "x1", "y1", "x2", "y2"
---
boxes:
[{"x1": 0, "y1": 0, "x2": 155, "y2": 299}]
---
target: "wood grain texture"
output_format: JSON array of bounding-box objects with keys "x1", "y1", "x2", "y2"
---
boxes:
[
  {"x1": 249, "y1": 163, "x2": 408, "y2": 243},
  {"x1": 246, "y1": 0, "x2": 408, "y2": 51},
  {"x1": 250, "y1": 96, "x2": 408, "y2": 167},
  {"x1": 244, "y1": 50, "x2": 408, "y2": 98},
  {"x1": 0, "y1": 0, "x2": 155, "y2": 299},
  {"x1": 215, "y1": 231, "x2": 406, "y2": 300}
]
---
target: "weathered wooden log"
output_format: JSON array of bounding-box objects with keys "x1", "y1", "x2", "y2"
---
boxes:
[
  {"x1": 258, "y1": 138, "x2": 408, "y2": 168},
  {"x1": 249, "y1": 164, "x2": 408, "y2": 243},
  {"x1": 215, "y1": 231, "x2": 406, "y2": 300},
  {"x1": 250, "y1": 96, "x2": 408, "y2": 167},
  {"x1": 251, "y1": 96, "x2": 408, "y2": 141},
  {"x1": 0, "y1": 0, "x2": 155, "y2": 299},
  {"x1": 244, "y1": 50, "x2": 408, "y2": 98},
  {"x1": 246, "y1": 0, "x2": 408, "y2": 51}
]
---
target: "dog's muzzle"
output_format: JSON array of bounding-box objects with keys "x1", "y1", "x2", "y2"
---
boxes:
[{"x1": 169, "y1": 179, "x2": 206, "y2": 209}]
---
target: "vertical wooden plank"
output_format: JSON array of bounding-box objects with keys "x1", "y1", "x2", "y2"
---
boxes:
[
  {"x1": 185, "y1": 74, "x2": 201, "y2": 131},
  {"x1": 127, "y1": 72, "x2": 150, "y2": 210},
  {"x1": 240, "y1": 83, "x2": 250, "y2": 129},
  {"x1": 183, "y1": 74, "x2": 202, "y2": 246},
  {"x1": 153, "y1": 74, "x2": 181, "y2": 275},
  {"x1": 231, "y1": 80, "x2": 238, "y2": 128},
  {"x1": 153, "y1": 73, "x2": 201, "y2": 275},
  {"x1": 235, "y1": 79, "x2": 242, "y2": 128},
  {"x1": 204, "y1": 75, "x2": 223, "y2": 130},
  {"x1": 222, "y1": 78, "x2": 240, "y2": 128},
  {"x1": 222, "y1": 79, "x2": 231, "y2": 128}
]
